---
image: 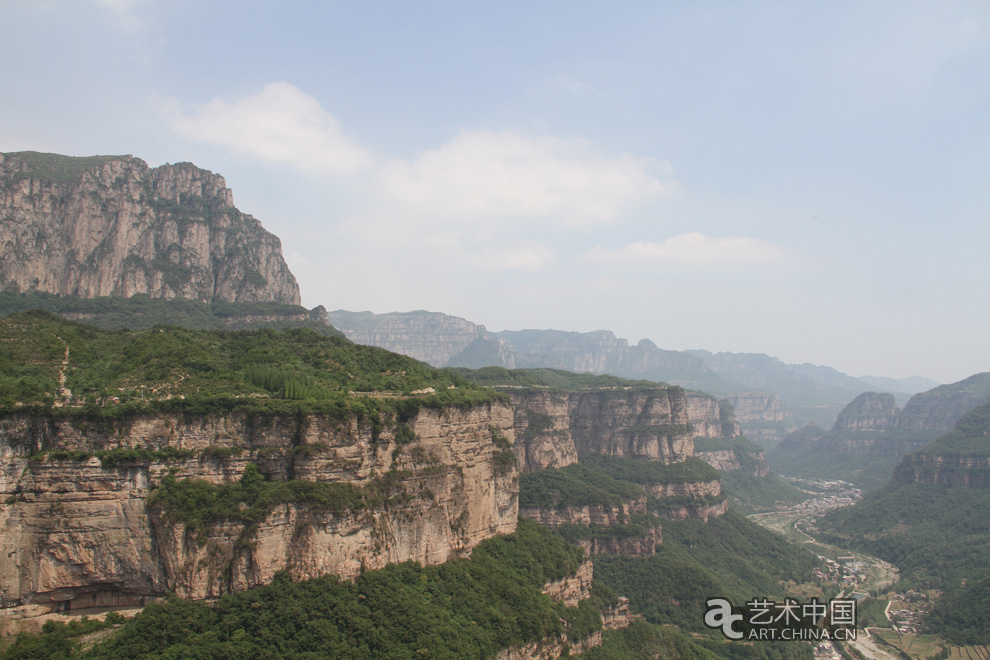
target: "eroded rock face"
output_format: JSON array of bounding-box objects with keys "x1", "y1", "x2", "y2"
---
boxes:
[
  {"x1": 0, "y1": 404, "x2": 518, "y2": 605},
  {"x1": 509, "y1": 388, "x2": 726, "y2": 471},
  {"x1": 836, "y1": 392, "x2": 899, "y2": 431},
  {"x1": 0, "y1": 152, "x2": 299, "y2": 304},
  {"x1": 893, "y1": 453, "x2": 990, "y2": 488},
  {"x1": 568, "y1": 390, "x2": 699, "y2": 463}
]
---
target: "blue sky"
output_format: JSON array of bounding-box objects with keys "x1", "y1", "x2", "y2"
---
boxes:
[{"x1": 2, "y1": 1, "x2": 988, "y2": 383}]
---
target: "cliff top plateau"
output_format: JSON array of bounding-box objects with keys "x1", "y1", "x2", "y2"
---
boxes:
[{"x1": 0, "y1": 310, "x2": 496, "y2": 418}]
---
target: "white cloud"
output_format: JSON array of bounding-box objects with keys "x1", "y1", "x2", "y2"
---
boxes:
[
  {"x1": 583, "y1": 233, "x2": 787, "y2": 265},
  {"x1": 377, "y1": 129, "x2": 672, "y2": 227},
  {"x1": 555, "y1": 76, "x2": 599, "y2": 96},
  {"x1": 165, "y1": 82, "x2": 376, "y2": 176},
  {"x1": 92, "y1": 0, "x2": 150, "y2": 33}
]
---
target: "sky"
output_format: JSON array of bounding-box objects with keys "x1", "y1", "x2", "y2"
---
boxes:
[{"x1": 2, "y1": 1, "x2": 988, "y2": 384}]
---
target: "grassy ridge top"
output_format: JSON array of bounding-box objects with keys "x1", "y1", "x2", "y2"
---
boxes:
[
  {"x1": 0, "y1": 311, "x2": 498, "y2": 417},
  {"x1": 2, "y1": 151, "x2": 127, "y2": 184},
  {"x1": 447, "y1": 365, "x2": 674, "y2": 391}
]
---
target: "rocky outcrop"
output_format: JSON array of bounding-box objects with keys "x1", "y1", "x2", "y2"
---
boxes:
[
  {"x1": 0, "y1": 152, "x2": 300, "y2": 304},
  {"x1": 0, "y1": 404, "x2": 517, "y2": 607},
  {"x1": 494, "y1": 560, "x2": 630, "y2": 660},
  {"x1": 835, "y1": 392, "x2": 899, "y2": 431},
  {"x1": 542, "y1": 558, "x2": 594, "y2": 608},
  {"x1": 652, "y1": 497, "x2": 729, "y2": 522}
]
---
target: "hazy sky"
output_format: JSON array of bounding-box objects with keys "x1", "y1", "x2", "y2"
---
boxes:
[{"x1": 2, "y1": 1, "x2": 988, "y2": 383}]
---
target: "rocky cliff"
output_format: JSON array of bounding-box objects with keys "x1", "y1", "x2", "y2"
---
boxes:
[
  {"x1": 835, "y1": 392, "x2": 899, "y2": 430},
  {"x1": 0, "y1": 151, "x2": 300, "y2": 305},
  {"x1": 0, "y1": 404, "x2": 517, "y2": 608},
  {"x1": 893, "y1": 400, "x2": 990, "y2": 488},
  {"x1": 726, "y1": 392, "x2": 795, "y2": 448},
  {"x1": 509, "y1": 387, "x2": 725, "y2": 472}
]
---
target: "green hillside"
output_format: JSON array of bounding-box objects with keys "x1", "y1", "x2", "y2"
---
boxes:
[
  {"x1": 0, "y1": 311, "x2": 497, "y2": 418},
  {"x1": 0, "y1": 292, "x2": 345, "y2": 338}
]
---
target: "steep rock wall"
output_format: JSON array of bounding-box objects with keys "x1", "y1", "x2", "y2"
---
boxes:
[
  {"x1": 509, "y1": 388, "x2": 725, "y2": 470},
  {"x1": 0, "y1": 404, "x2": 517, "y2": 606},
  {"x1": 893, "y1": 453, "x2": 990, "y2": 488},
  {"x1": 0, "y1": 152, "x2": 299, "y2": 304},
  {"x1": 836, "y1": 392, "x2": 899, "y2": 431}
]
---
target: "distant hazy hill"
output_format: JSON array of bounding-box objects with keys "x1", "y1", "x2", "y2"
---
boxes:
[
  {"x1": 857, "y1": 374, "x2": 941, "y2": 395},
  {"x1": 770, "y1": 374, "x2": 990, "y2": 491},
  {"x1": 0, "y1": 151, "x2": 300, "y2": 305},
  {"x1": 329, "y1": 309, "x2": 936, "y2": 432}
]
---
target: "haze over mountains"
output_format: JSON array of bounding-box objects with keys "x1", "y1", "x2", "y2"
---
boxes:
[{"x1": 328, "y1": 309, "x2": 938, "y2": 430}]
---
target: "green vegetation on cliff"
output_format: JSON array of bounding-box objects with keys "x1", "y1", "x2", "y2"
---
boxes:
[
  {"x1": 519, "y1": 462, "x2": 646, "y2": 508},
  {"x1": 0, "y1": 291, "x2": 345, "y2": 337},
  {"x1": 446, "y1": 365, "x2": 673, "y2": 391},
  {"x1": 0, "y1": 519, "x2": 602, "y2": 660},
  {"x1": 0, "y1": 311, "x2": 499, "y2": 418}
]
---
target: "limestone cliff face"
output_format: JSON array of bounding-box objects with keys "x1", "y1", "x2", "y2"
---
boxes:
[
  {"x1": 0, "y1": 404, "x2": 517, "y2": 606},
  {"x1": 893, "y1": 453, "x2": 990, "y2": 488},
  {"x1": 727, "y1": 393, "x2": 795, "y2": 448},
  {"x1": 0, "y1": 152, "x2": 300, "y2": 304},
  {"x1": 509, "y1": 391, "x2": 578, "y2": 472},
  {"x1": 568, "y1": 389, "x2": 699, "y2": 463},
  {"x1": 835, "y1": 392, "x2": 899, "y2": 431},
  {"x1": 509, "y1": 388, "x2": 725, "y2": 471}
]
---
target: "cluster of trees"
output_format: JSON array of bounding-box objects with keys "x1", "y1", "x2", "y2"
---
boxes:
[
  {"x1": 519, "y1": 462, "x2": 646, "y2": 509},
  {"x1": 0, "y1": 311, "x2": 501, "y2": 419},
  {"x1": 149, "y1": 463, "x2": 417, "y2": 535}
]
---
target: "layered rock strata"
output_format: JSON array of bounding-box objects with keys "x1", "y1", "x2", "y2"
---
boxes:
[
  {"x1": 0, "y1": 404, "x2": 517, "y2": 607},
  {"x1": 510, "y1": 388, "x2": 725, "y2": 472}
]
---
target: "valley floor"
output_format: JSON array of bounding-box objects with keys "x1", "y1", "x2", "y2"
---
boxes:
[{"x1": 750, "y1": 477, "x2": 989, "y2": 660}]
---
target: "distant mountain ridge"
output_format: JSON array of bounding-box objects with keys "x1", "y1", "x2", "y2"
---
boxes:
[
  {"x1": 328, "y1": 308, "x2": 937, "y2": 431},
  {"x1": 0, "y1": 151, "x2": 300, "y2": 305},
  {"x1": 769, "y1": 374, "x2": 990, "y2": 490}
]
